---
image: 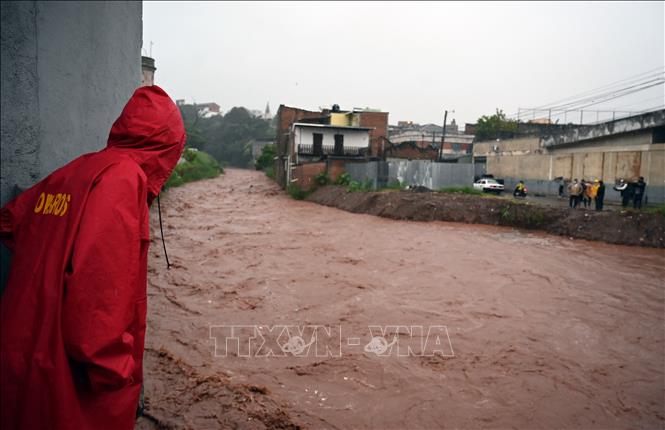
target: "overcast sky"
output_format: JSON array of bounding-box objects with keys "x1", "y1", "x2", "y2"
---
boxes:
[{"x1": 143, "y1": 1, "x2": 664, "y2": 126}]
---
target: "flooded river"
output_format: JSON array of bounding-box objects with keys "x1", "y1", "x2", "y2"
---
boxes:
[{"x1": 139, "y1": 169, "x2": 664, "y2": 429}]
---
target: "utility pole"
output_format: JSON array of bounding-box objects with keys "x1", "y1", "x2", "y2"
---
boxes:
[{"x1": 439, "y1": 110, "x2": 448, "y2": 162}]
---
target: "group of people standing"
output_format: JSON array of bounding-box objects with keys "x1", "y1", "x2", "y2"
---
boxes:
[
  {"x1": 614, "y1": 177, "x2": 647, "y2": 209},
  {"x1": 562, "y1": 177, "x2": 648, "y2": 211},
  {"x1": 566, "y1": 179, "x2": 606, "y2": 211}
]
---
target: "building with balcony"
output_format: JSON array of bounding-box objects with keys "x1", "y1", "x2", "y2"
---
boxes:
[{"x1": 274, "y1": 104, "x2": 389, "y2": 188}]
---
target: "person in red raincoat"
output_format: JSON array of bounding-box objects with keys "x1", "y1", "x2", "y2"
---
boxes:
[{"x1": 0, "y1": 85, "x2": 185, "y2": 429}]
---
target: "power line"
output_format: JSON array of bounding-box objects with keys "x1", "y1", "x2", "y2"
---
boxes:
[
  {"x1": 519, "y1": 75, "x2": 663, "y2": 114},
  {"x1": 530, "y1": 67, "x2": 664, "y2": 111},
  {"x1": 507, "y1": 68, "x2": 665, "y2": 119},
  {"x1": 565, "y1": 80, "x2": 664, "y2": 111},
  {"x1": 610, "y1": 95, "x2": 665, "y2": 110},
  {"x1": 511, "y1": 76, "x2": 664, "y2": 121},
  {"x1": 546, "y1": 77, "x2": 664, "y2": 110}
]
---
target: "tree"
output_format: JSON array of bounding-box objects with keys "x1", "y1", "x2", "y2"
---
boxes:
[
  {"x1": 254, "y1": 144, "x2": 276, "y2": 171},
  {"x1": 203, "y1": 107, "x2": 275, "y2": 168},
  {"x1": 178, "y1": 104, "x2": 208, "y2": 150},
  {"x1": 176, "y1": 104, "x2": 276, "y2": 168},
  {"x1": 474, "y1": 109, "x2": 518, "y2": 141}
]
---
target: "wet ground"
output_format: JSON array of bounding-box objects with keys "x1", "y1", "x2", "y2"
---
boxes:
[
  {"x1": 137, "y1": 168, "x2": 665, "y2": 429},
  {"x1": 492, "y1": 192, "x2": 630, "y2": 212}
]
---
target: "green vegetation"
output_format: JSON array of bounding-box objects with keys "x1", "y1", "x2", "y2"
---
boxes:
[
  {"x1": 642, "y1": 204, "x2": 665, "y2": 216},
  {"x1": 382, "y1": 180, "x2": 406, "y2": 191},
  {"x1": 335, "y1": 172, "x2": 352, "y2": 186},
  {"x1": 164, "y1": 148, "x2": 222, "y2": 189},
  {"x1": 500, "y1": 206, "x2": 511, "y2": 221},
  {"x1": 179, "y1": 104, "x2": 276, "y2": 169},
  {"x1": 498, "y1": 204, "x2": 547, "y2": 228},
  {"x1": 286, "y1": 184, "x2": 309, "y2": 200},
  {"x1": 475, "y1": 109, "x2": 518, "y2": 141},
  {"x1": 315, "y1": 171, "x2": 331, "y2": 186},
  {"x1": 347, "y1": 179, "x2": 374, "y2": 193},
  {"x1": 265, "y1": 166, "x2": 276, "y2": 180},
  {"x1": 254, "y1": 144, "x2": 276, "y2": 171},
  {"x1": 438, "y1": 186, "x2": 483, "y2": 196}
]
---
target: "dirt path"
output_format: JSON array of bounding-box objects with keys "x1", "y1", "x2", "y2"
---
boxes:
[{"x1": 138, "y1": 168, "x2": 665, "y2": 429}]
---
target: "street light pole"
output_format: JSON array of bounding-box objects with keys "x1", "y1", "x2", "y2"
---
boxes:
[{"x1": 439, "y1": 110, "x2": 448, "y2": 162}]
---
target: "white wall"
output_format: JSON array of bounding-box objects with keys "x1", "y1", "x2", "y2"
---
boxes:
[{"x1": 295, "y1": 126, "x2": 369, "y2": 149}]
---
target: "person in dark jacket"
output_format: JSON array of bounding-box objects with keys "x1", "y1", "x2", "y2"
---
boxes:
[
  {"x1": 633, "y1": 177, "x2": 646, "y2": 209},
  {"x1": 580, "y1": 180, "x2": 590, "y2": 208},
  {"x1": 595, "y1": 180, "x2": 605, "y2": 211},
  {"x1": 614, "y1": 179, "x2": 631, "y2": 207}
]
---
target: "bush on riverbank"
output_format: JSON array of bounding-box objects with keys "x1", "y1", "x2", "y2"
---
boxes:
[
  {"x1": 438, "y1": 186, "x2": 483, "y2": 196},
  {"x1": 165, "y1": 148, "x2": 222, "y2": 189},
  {"x1": 254, "y1": 144, "x2": 276, "y2": 171}
]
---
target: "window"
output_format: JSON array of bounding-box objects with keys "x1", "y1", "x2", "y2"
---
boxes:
[
  {"x1": 313, "y1": 133, "x2": 323, "y2": 156},
  {"x1": 452, "y1": 143, "x2": 461, "y2": 152},
  {"x1": 334, "y1": 134, "x2": 344, "y2": 155}
]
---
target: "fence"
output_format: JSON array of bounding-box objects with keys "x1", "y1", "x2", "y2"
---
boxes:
[{"x1": 345, "y1": 160, "x2": 475, "y2": 190}]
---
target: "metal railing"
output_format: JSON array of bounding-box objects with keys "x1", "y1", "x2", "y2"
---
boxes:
[{"x1": 297, "y1": 144, "x2": 366, "y2": 156}]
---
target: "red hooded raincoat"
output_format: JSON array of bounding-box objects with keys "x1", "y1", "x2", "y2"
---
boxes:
[{"x1": 0, "y1": 85, "x2": 185, "y2": 429}]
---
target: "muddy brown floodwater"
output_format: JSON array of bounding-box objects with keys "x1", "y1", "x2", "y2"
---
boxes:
[{"x1": 137, "y1": 168, "x2": 665, "y2": 430}]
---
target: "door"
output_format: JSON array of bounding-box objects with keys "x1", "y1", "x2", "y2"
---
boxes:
[
  {"x1": 334, "y1": 134, "x2": 344, "y2": 156},
  {"x1": 313, "y1": 133, "x2": 323, "y2": 156}
]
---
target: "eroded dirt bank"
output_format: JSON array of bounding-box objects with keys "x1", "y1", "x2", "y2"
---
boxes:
[
  {"x1": 307, "y1": 186, "x2": 665, "y2": 248},
  {"x1": 138, "y1": 169, "x2": 665, "y2": 429}
]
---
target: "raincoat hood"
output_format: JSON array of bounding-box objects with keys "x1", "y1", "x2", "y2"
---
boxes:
[{"x1": 106, "y1": 85, "x2": 186, "y2": 201}]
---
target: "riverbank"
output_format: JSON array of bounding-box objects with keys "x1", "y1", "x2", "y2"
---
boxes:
[{"x1": 306, "y1": 186, "x2": 665, "y2": 248}]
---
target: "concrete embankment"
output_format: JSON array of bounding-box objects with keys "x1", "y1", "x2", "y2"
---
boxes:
[{"x1": 307, "y1": 186, "x2": 665, "y2": 248}]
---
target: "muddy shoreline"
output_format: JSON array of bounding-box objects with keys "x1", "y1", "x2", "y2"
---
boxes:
[{"x1": 306, "y1": 186, "x2": 665, "y2": 248}]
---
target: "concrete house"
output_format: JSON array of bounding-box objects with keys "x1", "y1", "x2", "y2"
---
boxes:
[{"x1": 274, "y1": 105, "x2": 389, "y2": 189}]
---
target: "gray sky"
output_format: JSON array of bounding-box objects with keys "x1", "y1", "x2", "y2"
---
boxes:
[{"x1": 143, "y1": 1, "x2": 664, "y2": 126}]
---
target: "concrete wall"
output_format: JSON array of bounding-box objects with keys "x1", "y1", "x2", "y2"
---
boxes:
[
  {"x1": 485, "y1": 150, "x2": 665, "y2": 203},
  {"x1": 1, "y1": 1, "x2": 142, "y2": 207},
  {"x1": 474, "y1": 137, "x2": 541, "y2": 157},
  {"x1": 542, "y1": 110, "x2": 665, "y2": 148},
  {"x1": 475, "y1": 129, "x2": 665, "y2": 203},
  {"x1": 1, "y1": 1, "x2": 142, "y2": 289}
]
